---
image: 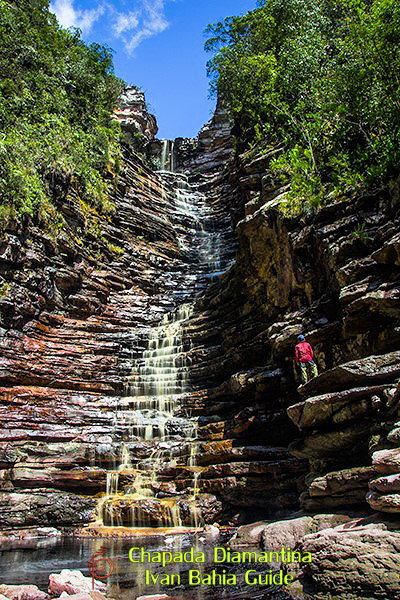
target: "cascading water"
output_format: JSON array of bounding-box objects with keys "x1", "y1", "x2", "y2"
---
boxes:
[
  {"x1": 98, "y1": 156, "x2": 232, "y2": 530},
  {"x1": 160, "y1": 139, "x2": 175, "y2": 172}
]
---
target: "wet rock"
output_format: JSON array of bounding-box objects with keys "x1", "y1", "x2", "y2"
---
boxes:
[
  {"x1": 101, "y1": 497, "x2": 170, "y2": 527},
  {"x1": 48, "y1": 570, "x2": 106, "y2": 596},
  {"x1": 179, "y1": 494, "x2": 223, "y2": 525},
  {"x1": 11, "y1": 467, "x2": 108, "y2": 493},
  {"x1": 101, "y1": 493, "x2": 222, "y2": 527}
]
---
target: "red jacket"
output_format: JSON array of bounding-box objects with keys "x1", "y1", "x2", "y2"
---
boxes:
[{"x1": 295, "y1": 341, "x2": 314, "y2": 364}]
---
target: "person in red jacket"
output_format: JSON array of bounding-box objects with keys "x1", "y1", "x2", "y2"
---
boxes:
[{"x1": 295, "y1": 334, "x2": 318, "y2": 385}]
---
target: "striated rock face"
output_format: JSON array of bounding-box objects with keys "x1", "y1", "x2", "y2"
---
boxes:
[
  {"x1": 286, "y1": 368, "x2": 399, "y2": 512},
  {"x1": 174, "y1": 99, "x2": 235, "y2": 174},
  {"x1": 176, "y1": 184, "x2": 400, "y2": 526},
  {"x1": 0, "y1": 94, "x2": 241, "y2": 529},
  {"x1": 367, "y1": 443, "x2": 400, "y2": 512},
  {"x1": 149, "y1": 99, "x2": 235, "y2": 176},
  {"x1": 1, "y1": 82, "x2": 400, "y2": 600},
  {"x1": 114, "y1": 85, "x2": 158, "y2": 141},
  {"x1": 175, "y1": 140, "x2": 400, "y2": 597}
]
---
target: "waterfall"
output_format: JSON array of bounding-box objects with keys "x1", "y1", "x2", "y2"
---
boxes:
[
  {"x1": 98, "y1": 157, "x2": 232, "y2": 530},
  {"x1": 160, "y1": 139, "x2": 175, "y2": 172}
]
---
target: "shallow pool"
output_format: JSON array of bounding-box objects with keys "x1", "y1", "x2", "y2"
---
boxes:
[{"x1": 0, "y1": 533, "x2": 297, "y2": 599}]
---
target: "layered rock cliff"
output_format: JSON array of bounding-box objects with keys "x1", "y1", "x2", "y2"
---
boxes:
[
  {"x1": 194, "y1": 144, "x2": 400, "y2": 597},
  {"x1": 0, "y1": 83, "x2": 399, "y2": 598},
  {"x1": 0, "y1": 89, "x2": 238, "y2": 530}
]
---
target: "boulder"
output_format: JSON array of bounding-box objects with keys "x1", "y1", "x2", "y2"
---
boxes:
[
  {"x1": 300, "y1": 516, "x2": 400, "y2": 598},
  {"x1": 372, "y1": 448, "x2": 400, "y2": 474},
  {"x1": 0, "y1": 586, "x2": 47, "y2": 600},
  {"x1": 262, "y1": 516, "x2": 314, "y2": 552},
  {"x1": 48, "y1": 570, "x2": 106, "y2": 596},
  {"x1": 228, "y1": 521, "x2": 269, "y2": 548},
  {"x1": 261, "y1": 514, "x2": 353, "y2": 553}
]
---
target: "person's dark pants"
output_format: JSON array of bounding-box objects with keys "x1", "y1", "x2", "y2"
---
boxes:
[{"x1": 300, "y1": 360, "x2": 318, "y2": 384}]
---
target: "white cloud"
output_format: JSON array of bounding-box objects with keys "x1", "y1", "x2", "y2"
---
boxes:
[
  {"x1": 50, "y1": 0, "x2": 171, "y2": 52},
  {"x1": 113, "y1": 10, "x2": 139, "y2": 36},
  {"x1": 50, "y1": 0, "x2": 105, "y2": 34},
  {"x1": 115, "y1": 0, "x2": 170, "y2": 53}
]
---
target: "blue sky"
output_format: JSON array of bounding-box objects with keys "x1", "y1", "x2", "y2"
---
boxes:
[{"x1": 49, "y1": 0, "x2": 257, "y2": 139}]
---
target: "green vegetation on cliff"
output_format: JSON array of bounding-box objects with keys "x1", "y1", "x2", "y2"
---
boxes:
[
  {"x1": 0, "y1": 0, "x2": 123, "y2": 230},
  {"x1": 206, "y1": 0, "x2": 400, "y2": 211}
]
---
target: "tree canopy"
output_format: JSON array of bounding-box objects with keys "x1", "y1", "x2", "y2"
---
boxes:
[
  {"x1": 206, "y1": 0, "x2": 400, "y2": 211},
  {"x1": 0, "y1": 0, "x2": 124, "y2": 229}
]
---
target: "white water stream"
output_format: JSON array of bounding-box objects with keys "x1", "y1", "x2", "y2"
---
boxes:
[{"x1": 99, "y1": 154, "x2": 230, "y2": 529}]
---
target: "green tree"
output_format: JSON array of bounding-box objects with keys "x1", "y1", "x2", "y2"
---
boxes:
[
  {"x1": 206, "y1": 0, "x2": 400, "y2": 212},
  {"x1": 0, "y1": 0, "x2": 124, "y2": 229}
]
